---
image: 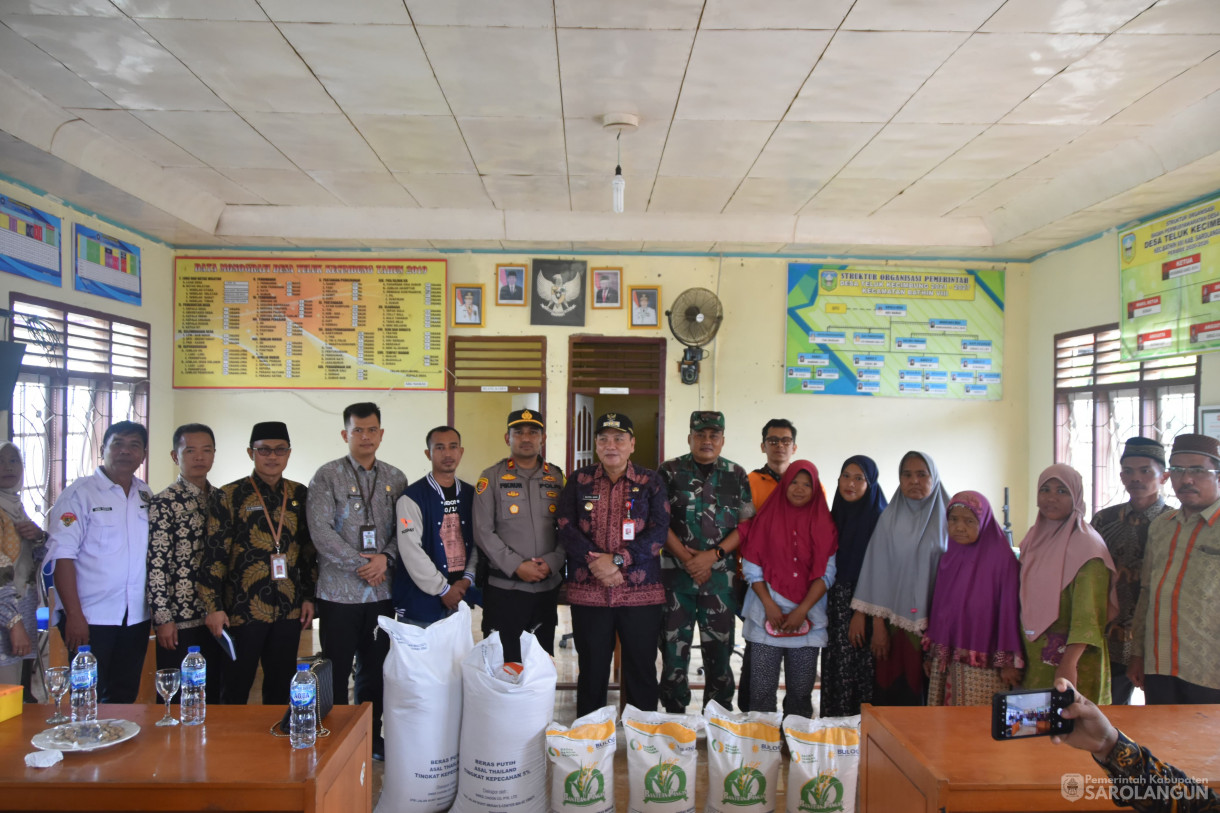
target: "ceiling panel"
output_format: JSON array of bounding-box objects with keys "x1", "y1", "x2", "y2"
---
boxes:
[
  {"x1": 749, "y1": 122, "x2": 881, "y2": 180},
  {"x1": 394, "y1": 173, "x2": 494, "y2": 209},
  {"x1": 843, "y1": 0, "x2": 1006, "y2": 32},
  {"x1": 948, "y1": 176, "x2": 1048, "y2": 217},
  {"x1": 3, "y1": 1, "x2": 121, "y2": 17},
  {"x1": 837, "y1": 123, "x2": 985, "y2": 181},
  {"x1": 787, "y1": 31, "x2": 969, "y2": 123},
  {"x1": 648, "y1": 177, "x2": 739, "y2": 213},
  {"x1": 352, "y1": 115, "x2": 477, "y2": 175},
  {"x1": 874, "y1": 177, "x2": 996, "y2": 216},
  {"x1": 307, "y1": 171, "x2": 418, "y2": 207},
  {"x1": 68, "y1": 108, "x2": 205, "y2": 167},
  {"x1": 112, "y1": 0, "x2": 265, "y2": 20},
  {"x1": 215, "y1": 168, "x2": 343, "y2": 205},
  {"x1": 278, "y1": 24, "x2": 449, "y2": 116},
  {"x1": 926, "y1": 124, "x2": 1087, "y2": 179},
  {"x1": 482, "y1": 175, "x2": 571, "y2": 211},
  {"x1": 657, "y1": 120, "x2": 774, "y2": 178},
  {"x1": 406, "y1": 0, "x2": 553, "y2": 28},
  {"x1": 980, "y1": 0, "x2": 1151, "y2": 33},
  {"x1": 1108, "y1": 51, "x2": 1220, "y2": 125},
  {"x1": 135, "y1": 111, "x2": 295, "y2": 169},
  {"x1": 1121, "y1": 0, "x2": 1220, "y2": 34},
  {"x1": 1018, "y1": 123, "x2": 1153, "y2": 179},
  {"x1": 137, "y1": 19, "x2": 338, "y2": 113},
  {"x1": 701, "y1": 0, "x2": 852, "y2": 30},
  {"x1": 555, "y1": 0, "x2": 703, "y2": 29},
  {"x1": 895, "y1": 33, "x2": 1104, "y2": 124},
  {"x1": 3, "y1": 14, "x2": 225, "y2": 110},
  {"x1": 563, "y1": 117, "x2": 668, "y2": 177},
  {"x1": 569, "y1": 173, "x2": 653, "y2": 213},
  {"x1": 800, "y1": 178, "x2": 909, "y2": 214},
  {"x1": 258, "y1": 0, "x2": 411, "y2": 24},
  {"x1": 1004, "y1": 33, "x2": 1220, "y2": 125},
  {"x1": 557, "y1": 28, "x2": 693, "y2": 121},
  {"x1": 163, "y1": 167, "x2": 268, "y2": 204},
  {"x1": 416, "y1": 26, "x2": 560, "y2": 118},
  {"x1": 676, "y1": 30, "x2": 833, "y2": 121},
  {"x1": 0, "y1": 24, "x2": 115, "y2": 108},
  {"x1": 724, "y1": 177, "x2": 822, "y2": 214},
  {"x1": 459, "y1": 118, "x2": 568, "y2": 176},
  {"x1": 245, "y1": 113, "x2": 384, "y2": 172}
]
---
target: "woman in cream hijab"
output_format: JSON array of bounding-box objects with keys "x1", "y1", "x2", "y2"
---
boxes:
[{"x1": 0, "y1": 441, "x2": 46, "y2": 686}]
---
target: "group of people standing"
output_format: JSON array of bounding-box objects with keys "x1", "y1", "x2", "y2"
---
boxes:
[{"x1": 2, "y1": 409, "x2": 1217, "y2": 769}]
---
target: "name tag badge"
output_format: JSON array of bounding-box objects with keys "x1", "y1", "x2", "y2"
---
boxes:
[
  {"x1": 622, "y1": 520, "x2": 635, "y2": 541},
  {"x1": 271, "y1": 553, "x2": 288, "y2": 580},
  {"x1": 360, "y1": 525, "x2": 378, "y2": 551}
]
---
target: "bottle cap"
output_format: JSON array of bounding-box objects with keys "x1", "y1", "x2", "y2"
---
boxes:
[
  {"x1": 187, "y1": 646, "x2": 200, "y2": 653},
  {"x1": 77, "y1": 645, "x2": 90, "y2": 653},
  {"x1": 297, "y1": 663, "x2": 310, "y2": 671}
]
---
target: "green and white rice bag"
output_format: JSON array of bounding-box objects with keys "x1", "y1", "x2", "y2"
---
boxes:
[
  {"x1": 546, "y1": 706, "x2": 617, "y2": 813},
  {"x1": 703, "y1": 701, "x2": 783, "y2": 813},
  {"x1": 622, "y1": 704, "x2": 704, "y2": 813},
  {"x1": 783, "y1": 715, "x2": 861, "y2": 813}
]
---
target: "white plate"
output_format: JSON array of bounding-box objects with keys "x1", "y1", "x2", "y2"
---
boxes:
[{"x1": 32, "y1": 719, "x2": 141, "y2": 752}]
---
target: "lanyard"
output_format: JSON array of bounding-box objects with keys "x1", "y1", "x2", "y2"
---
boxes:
[
  {"x1": 248, "y1": 477, "x2": 289, "y2": 554},
  {"x1": 345, "y1": 459, "x2": 380, "y2": 523}
]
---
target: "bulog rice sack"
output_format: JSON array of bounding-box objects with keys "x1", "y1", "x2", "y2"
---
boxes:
[
  {"x1": 545, "y1": 705, "x2": 617, "y2": 813},
  {"x1": 702, "y1": 701, "x2": 782, "y2": 813},
  {"x1": 782, "y1": 715, "x2": 861, "y2": 813},
  {"x1": 622, "y1": 704, "x2": 704, "y2": 813}
]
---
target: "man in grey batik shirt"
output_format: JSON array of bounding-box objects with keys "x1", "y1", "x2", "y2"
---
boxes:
[{"x1": 306, "y1": 403, "x2": 407, "y2": 761}]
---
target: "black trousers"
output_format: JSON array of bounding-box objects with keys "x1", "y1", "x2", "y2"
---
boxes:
[
  {"x1": 1144, "y1": 673, "x2": 1220, "y2": 705},
  {"x1": 481, "y1": 584, "x2": 559, "y2": 663},
  {"x1": 59, "y1": 617, "x2": 150, "y2": 704},
  {"x1": 317, "y1": 599, "x2": 392, "y2": 738},
  {"x1": 154, "y1": 625, "x2": 226, "y2": 705},
  {"x1": 223, "y1": 618, "x2": 301, "y2": 705},
  {"x1": 570, "y1": 603, "x2": 663, "y2": 717},
  {"x1": 1110, "y1": 660, "x2": 1135, "y2": 706}
]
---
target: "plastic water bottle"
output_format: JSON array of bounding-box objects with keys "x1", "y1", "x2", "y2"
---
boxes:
[
  {"x1": 289, "y1": 664, "x2": 317, "y2": 749},
  {"x1": 69, "y1": 645, "x2": 98, "y2": 723},
  {"x1": 180, "y1": 646, "x2": 206, "y2": 725}
]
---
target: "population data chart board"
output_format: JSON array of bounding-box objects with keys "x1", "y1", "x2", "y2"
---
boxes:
[
  {"x1": 75, "y1": 224, "x2": 141, "y2": 305},
  {"x1": 174, "y1": 257, "x2": 447, "y2": 390},
  {"x1": 785, "y1": 263, "x2": 1005, "y2": 400},
  {"x1": 0, "y1": 194, "x2": 61, "y2": 287},
  {"x1": 1118, "y1": 196, "x2": 1220, "y2": 361}
]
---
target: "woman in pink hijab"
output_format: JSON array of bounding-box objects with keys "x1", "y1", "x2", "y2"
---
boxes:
[{"x1": 1018, "y1": 464, "x2": 1118, "y2": 704}]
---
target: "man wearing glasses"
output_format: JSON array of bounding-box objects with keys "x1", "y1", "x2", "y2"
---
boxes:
[
  {"x1": 200, "y1": 421, "x2": 317, "y2": 705},
  {"x1": 748, "y1": 419, "x2": 798, "y2": 511},
  {"x1": 1128, "y1": 433, "x2": 1220, "y2": 705},
  {"x1": 557, "y1": 413, "x2": 669, "y2": 715},
  {"x1": 306, "y1": 404, "x2": 406, "y2": 759}
]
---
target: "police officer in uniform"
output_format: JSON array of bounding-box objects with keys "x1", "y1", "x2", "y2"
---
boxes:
[{"x1": 473, "y1": 409, "x2": 565, "y2": 662}]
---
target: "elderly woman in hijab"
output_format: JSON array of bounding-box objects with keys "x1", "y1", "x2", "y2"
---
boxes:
[
  {"x1": 738, "y1": 460, "x2": 838, "y2": 719},
  {"x1": 850, "y1": 451, "x2": 949, "y2": 706},
  {"x1": 0, "y1": 441, "x2": 47, "y2": 686},
  {"x1": 1020, "y1": 464, "x2": 1118, "y2": 705},
  {"x1": 819, "y1": 455, "x2": 887, "y2": 718},
  {"x1": 923, "y1": 491, "x2": 1024, "y2": 706}
]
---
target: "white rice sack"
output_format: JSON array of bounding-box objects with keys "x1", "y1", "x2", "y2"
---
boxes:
[
  {"x1": 782, "y1": 715, "x2": 861, "y2": 813},
  {"x1": 451, "y1": 631, "x2": 558, "y2": 813},
  {"x1": 546, "y1": 705, "x2": 617, "y2": 813},
  {"x1": 702, "y1": 701, "x2": 782, "y2": 813},
  {"x1": 622, "y1": 704, "x2": 704, "y2": 813},
  {"x1": 376, "y1": 603, "x2": 474, "y2": 813}
]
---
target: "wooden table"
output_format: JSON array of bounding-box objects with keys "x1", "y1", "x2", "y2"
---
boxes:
[
  {"x1": 860, "y1": 703, "x2": 1220, "y2": 812},
  {"x1": 0, "y1": 703, "x2": 371, "y2": 812}
]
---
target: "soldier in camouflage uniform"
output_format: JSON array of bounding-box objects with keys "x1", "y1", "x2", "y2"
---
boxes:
[{"x1": 658, "y1": 411, "x2": 754, "y2": 712}]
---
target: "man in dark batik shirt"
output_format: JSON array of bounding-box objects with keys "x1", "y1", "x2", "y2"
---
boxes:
[
  {"x1": 1090, "y1": 437, "x2": 1170, "y2": 704},
  {"x1": 200, "y1": 421, "x2": 317, "y2": 706},
  {"x1": 658, "y1": 410, "x2": 754, "y2": 712}
]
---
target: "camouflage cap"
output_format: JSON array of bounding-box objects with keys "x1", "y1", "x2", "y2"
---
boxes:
[{"x1": 689, "y1": 410, "x2": 725, "y2": 431}]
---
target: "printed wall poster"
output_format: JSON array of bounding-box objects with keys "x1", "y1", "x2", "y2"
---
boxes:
[
  {"x1": 785, "y1": 263, "x2": 1005, "y2": 399},
  {"x1": 174, "y1": 256, "x2": 447, "y2": 390},
  {"x1": 0, "y1": 195, "x2": 61, "y2": 287},
  {"x1": 74, "y1": 224, "x2": 141, "y2": 305},
  {"x1": 1118, "y1": 196, "x2": 1220, "y2": 361}
]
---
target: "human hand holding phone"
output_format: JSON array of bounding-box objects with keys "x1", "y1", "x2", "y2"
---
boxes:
[{"x1": 1050, "y1": 678, "x2": 1119, "y2": 759}]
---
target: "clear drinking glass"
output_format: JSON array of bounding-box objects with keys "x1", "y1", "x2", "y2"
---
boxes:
[
  {"x1": 155, "y1": 669, "x2": 181, "y2": 727},
  {"x1": 44, "y1": 666, "x2": 70, "y2": 725}
]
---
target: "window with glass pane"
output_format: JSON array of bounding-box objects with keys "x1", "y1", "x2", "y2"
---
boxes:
[
  {"x1": 1054, "y1": 325, "x2": 1198, "y2": 513},
  {"x1": 7, "y1": 294, "x2": 149, "y2": 520}
]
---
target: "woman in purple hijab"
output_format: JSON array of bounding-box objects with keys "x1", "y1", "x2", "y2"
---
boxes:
[{"x1": 923, "y1": 490, "x2": 1024, "y2": 706}]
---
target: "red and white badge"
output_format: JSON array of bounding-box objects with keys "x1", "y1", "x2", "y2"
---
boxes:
[{"x1": 271, "y1": 553, "x2": 288, "y2": 580}]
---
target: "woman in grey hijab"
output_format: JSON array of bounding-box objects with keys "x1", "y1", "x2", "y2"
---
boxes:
[
  {"x1": 849, "y1": 451, "x2": 949, "y2": 705},
  {"x1": 0, "y1": 441, "x2": 46, "y2": 686}
]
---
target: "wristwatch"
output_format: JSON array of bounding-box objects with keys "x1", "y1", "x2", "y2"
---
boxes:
[
  {"x1": 713, "y1": 545, "x2": 726, "y2": 561},
  {"x1": 612, "y1": 553, "x2": 625, "y2": 568}
]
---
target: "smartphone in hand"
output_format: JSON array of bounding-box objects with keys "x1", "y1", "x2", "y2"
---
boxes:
[{"x1": 991, "y1": 686, "x2": 1074, "y2": 740}]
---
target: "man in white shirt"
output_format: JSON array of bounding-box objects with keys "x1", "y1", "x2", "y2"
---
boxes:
[{"x1": 44, "y1": 421, "x2": 152, "y2": 703}]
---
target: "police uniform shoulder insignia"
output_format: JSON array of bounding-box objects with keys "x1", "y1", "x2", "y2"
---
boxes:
[
  {"x1": 60, "y1": 512, "x2": 77, "y2": 527},
  {"x1": 506, "y1": 459, "x2": 516, "y2": 470},
  {"x1": 476, "y1": 477, "x2": 489, "y2": 495}
]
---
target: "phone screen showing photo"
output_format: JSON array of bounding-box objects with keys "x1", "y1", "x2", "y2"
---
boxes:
[{"x1": 999, "y1": 690, "x2": 1055, "y2": 739}]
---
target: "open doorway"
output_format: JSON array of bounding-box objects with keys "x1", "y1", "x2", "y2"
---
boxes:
[
  {"x1": 447, "y1": 336, "x2": 547, "y2": 483},
  {"x1": 567, "y1": 336, "x2": 667, "y2": 473}
]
